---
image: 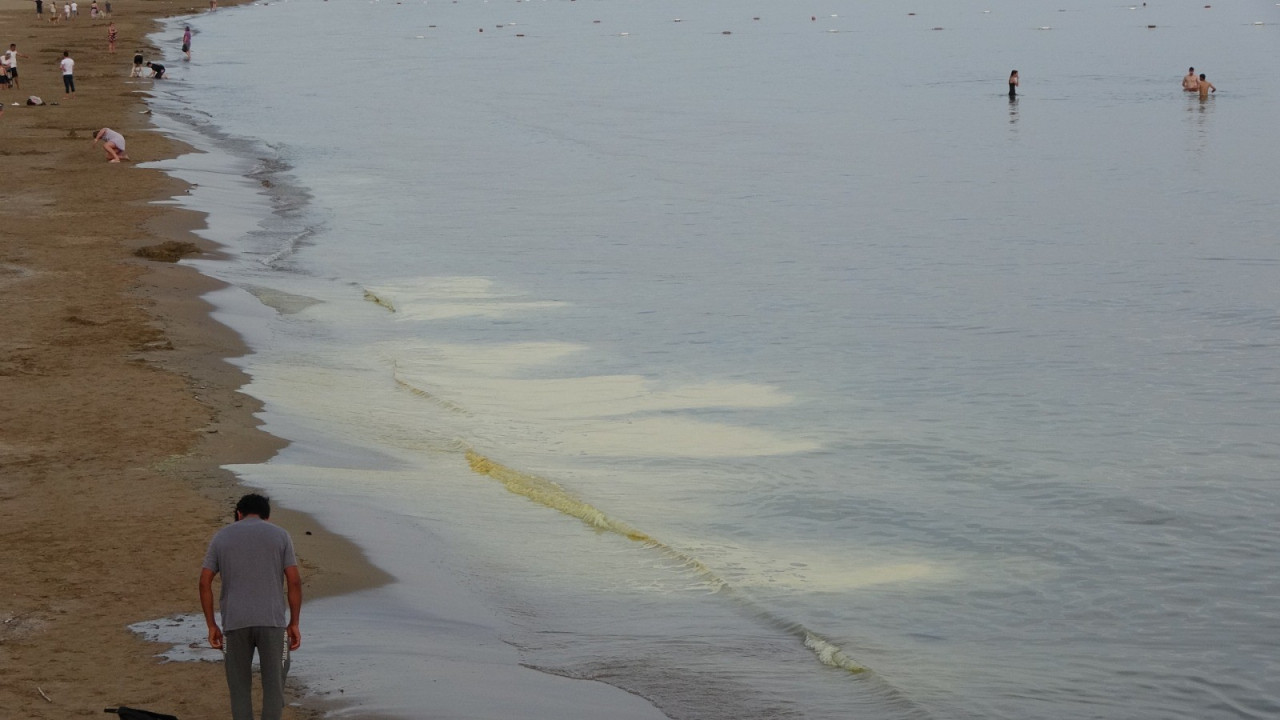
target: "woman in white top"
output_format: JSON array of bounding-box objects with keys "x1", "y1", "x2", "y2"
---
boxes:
[{"x1": 92, "y1": 127, "x2": 130, "y2": 162}]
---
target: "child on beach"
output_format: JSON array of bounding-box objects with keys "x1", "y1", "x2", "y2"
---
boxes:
[{"x1": 107, "y1": 22, "x2": 117, "y2": 53}]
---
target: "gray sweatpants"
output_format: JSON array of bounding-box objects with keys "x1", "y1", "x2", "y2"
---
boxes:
[{"x1": 223, "y1": 626, "x2": 290, "y2": 720}]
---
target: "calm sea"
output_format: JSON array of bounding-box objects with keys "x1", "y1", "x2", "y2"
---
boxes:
[{"x1": 144, "y1": 1, "x2": 1280, "y2": 718}]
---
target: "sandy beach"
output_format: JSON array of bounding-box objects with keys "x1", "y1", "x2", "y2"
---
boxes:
[{"x1": 0, "y1": 0, "x2": 388, "y2": 717}]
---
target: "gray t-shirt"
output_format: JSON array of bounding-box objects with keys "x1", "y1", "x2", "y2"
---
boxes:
[{"x1": 202, "y1": 517, "x2": 298, "y2": 632}]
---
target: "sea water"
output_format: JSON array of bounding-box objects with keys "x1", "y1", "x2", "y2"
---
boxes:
[{"x1": 142, "y1": 1, "x2": 1280, "y2": 718}]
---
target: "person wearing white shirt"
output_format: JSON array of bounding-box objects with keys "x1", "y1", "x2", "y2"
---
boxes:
[
  {"x1": 59, "y1": 50, "x2": 75, "y2": 97},
  {"x1": 4, "y1": 44, "x2": 28, "y2": 90}
]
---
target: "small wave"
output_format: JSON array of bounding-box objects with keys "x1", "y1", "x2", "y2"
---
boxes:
[{"x1": 462, "y1": 449, "x2": 934, "y2": 719}]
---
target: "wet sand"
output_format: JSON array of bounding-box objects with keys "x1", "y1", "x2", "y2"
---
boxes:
[{"x1": 0, "y1": 0, "x2": 389, "y2": 717}]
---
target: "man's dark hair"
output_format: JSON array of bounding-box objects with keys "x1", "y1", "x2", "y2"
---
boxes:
[{"x1": 236, "y1": 493, "x2": 271, "y2": 520}]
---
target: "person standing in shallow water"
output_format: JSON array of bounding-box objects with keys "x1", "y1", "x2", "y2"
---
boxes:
[
  {"x1": 1008, "y1": 70, "x2": 1019, "y2": 98},
  {"x1": 1197, "y1": 73, "x2": 1216, "y2": 99},
  {"x1": 1183, "y1": 67, "x2": 1198, "y2": 92},
  {"x1": 182, "y1": 26, "x2": 192, "y2": 60}
]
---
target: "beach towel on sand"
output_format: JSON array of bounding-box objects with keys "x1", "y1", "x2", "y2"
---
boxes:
[{"x1": 104, "y1": 707, "x2": 179, "y2": 720}]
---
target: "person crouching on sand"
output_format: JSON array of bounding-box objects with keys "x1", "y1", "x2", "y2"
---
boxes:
[{"x1": 92, "y1": 127, "x2": 130, "y2": 162}]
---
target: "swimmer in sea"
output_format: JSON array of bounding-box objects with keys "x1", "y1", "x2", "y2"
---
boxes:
[
  {"x1": 1183, "y1": 67, "x2": 1198, "y2": 92},
  {"x1": 1008, "y1": 69, "x2": 1019, "y2": 98},
  {"x1": 1197, "y1": 73, "x2": 1215, "y2": 99}
]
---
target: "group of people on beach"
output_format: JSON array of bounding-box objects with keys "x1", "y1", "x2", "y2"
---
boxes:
[
  {"x1": 34, "y1": 0, "x2": 111, "y2": 23},
  {"x1": 1, "y1": 43, "x2": 30, "y2": 91},
  {"x1": 128, "y1": 27, "x2": 188, "y2": 77},
  {"x1": 1, "y1": 18, "x2": 190, "y2": 162},
  {"x1": 130, "y1": 51, "x2": 166, "y2": 78},
  {"x1": 1, "y1": 44, "x2": 79, "y2": 98}
]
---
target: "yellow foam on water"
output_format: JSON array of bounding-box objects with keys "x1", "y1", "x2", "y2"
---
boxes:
[
  {"x1": 463, "y1": 449, "x2": 870, "y2": 675},
  {"x1": 363, "y1": 288, "x2": 396, "y2": 313}
]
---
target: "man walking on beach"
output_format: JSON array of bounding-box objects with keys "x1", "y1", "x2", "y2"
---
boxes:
[{"x1": 200, "y1": 493, "x2": 303, "y2": 720}]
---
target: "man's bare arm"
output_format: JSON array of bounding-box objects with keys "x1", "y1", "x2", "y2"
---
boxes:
[
  {"x1": 199, "y1": 568, "x2": 223, "y2": 649},
  {"x1": 285, "y1": 565, "x2": 302, "y2": 650}
]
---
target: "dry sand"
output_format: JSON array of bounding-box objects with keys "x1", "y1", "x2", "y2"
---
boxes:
[{"x1": 0, "y1": 0, "x2": 390, "y2": 717}]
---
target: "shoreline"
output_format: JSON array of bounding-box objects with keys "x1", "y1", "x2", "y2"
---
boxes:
[{"x1": 0, "y1": 1, "x2": 389, "y2": 718}]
